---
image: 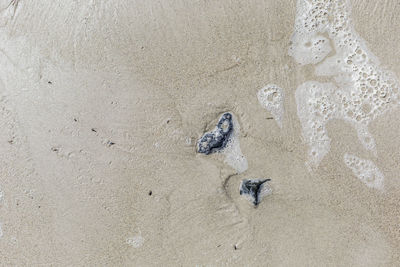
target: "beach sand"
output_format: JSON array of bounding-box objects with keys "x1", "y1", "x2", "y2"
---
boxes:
[{"x1": 0, "y1": 0, "x2": 399, "y2": 265}]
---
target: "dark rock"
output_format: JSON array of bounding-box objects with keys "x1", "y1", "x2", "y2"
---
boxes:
[
  {"x1": 197, "y1": 113, "x2": 233, "y2": 155},
  {"x1": 240, "y1": 179, "x2": 271, "y2": 206}
]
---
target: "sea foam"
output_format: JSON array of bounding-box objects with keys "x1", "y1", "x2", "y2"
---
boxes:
[
  {"x1": 257, "y1": 84, "x2": 284, "y2": 128},
  {"x1": 290, "y1": 0, "x2": 400, "y2": 169},
  {"x1": 344, "y1": 153, "x2": 384, "y2": 190}
]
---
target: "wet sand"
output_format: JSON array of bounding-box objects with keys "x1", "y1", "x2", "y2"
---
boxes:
[{"x1": 0, "y1": 0, "x2": 399, "y2": 266}]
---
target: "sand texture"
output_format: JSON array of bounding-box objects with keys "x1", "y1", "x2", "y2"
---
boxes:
[{"x1": 0, "y1": 0, "x2": 399, "y2": 266}]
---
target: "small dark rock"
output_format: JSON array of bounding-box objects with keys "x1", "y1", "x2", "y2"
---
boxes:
[
  {"x1": 197, "y1": 112, "x2": 233, "y2": 155},
  {"x1": 240, "y1": 179, "x2": 271, "y2": 206}
]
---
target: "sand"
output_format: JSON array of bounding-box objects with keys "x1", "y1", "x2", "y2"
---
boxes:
[{"x1": 0, "y1": 0, "x2": 399, "y2": 266}]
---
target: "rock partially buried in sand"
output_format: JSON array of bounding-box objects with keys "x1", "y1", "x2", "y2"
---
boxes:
[
  {"x1": 197, "y1": 113, "x2": 233, "y2": 155},
  {"x1": 197, "y1": 112, "x2": 248, "y2": 173},
  {"x1": 239, "y1": 179, "x2": 272, "y2": 206}
]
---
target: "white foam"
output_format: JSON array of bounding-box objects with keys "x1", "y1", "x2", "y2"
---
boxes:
[
  {"x1": 223, "y1": 115, "x2": 248, "y2": 173},
  {"x1": 344, "y1": 154, "x2": 384, "y2": 190},
  {"x1": 295, "y1": 81, "x2": 337, "y2": 169},
  {"x1": 290, "y1": 0, "x2": 400, "y2": 168},
  {"x1": 0, "y1": 223, "x2": 3, "y2": 239},
  {"x1": 257, "y1": 84, "x2": 284, "y2": 128},
  {"x1": 289, "y1": 34, "x2": 332, "y2": 65},
  {"x1": 288, "y1": 0, "x2": 332, "y2": 65},
  {"x1": 126, "y1": 235, "x2": 144, "y2": 248}
]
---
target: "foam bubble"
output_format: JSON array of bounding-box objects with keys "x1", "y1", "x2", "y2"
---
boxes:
[
  {"x1": 344, "y1": 154, "x2": 384, "y2": 190},
  {"x1": 257, "y1": 84, "x2": 284, "y2": 128},
  {"x1": 126, "y1": 235, "x2": 144, "y2": 248}
]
